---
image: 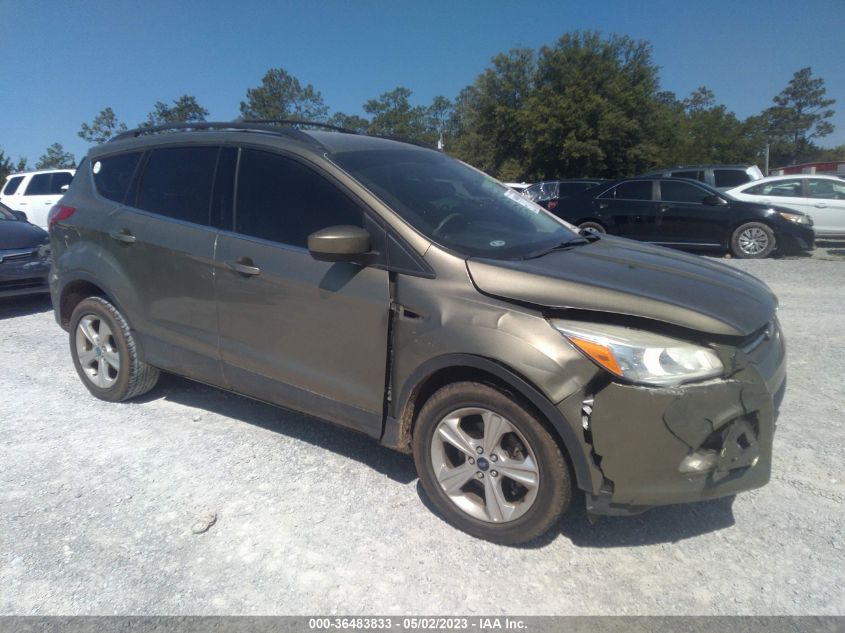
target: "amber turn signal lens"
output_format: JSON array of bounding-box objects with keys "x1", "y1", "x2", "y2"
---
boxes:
[{"x1": 567, "y1": 336, "x2": 623, "y2": 377}]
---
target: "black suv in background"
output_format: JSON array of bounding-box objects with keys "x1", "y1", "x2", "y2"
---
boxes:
[
  {"x1": 640, "y1": 164, "x2": 763, "y2": 190},
  {"x1": 49, "y1": 122, "x2": 786, "y2": 544},
  {"x1": 553, "y1": 177, "x2": 815, "y2": 258}
]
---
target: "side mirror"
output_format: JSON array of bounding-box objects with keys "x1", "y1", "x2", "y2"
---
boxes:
[
  {"x1": 308, "y1": 225, "x2": 371, "y2": 263},
  {"x1": 60, "y1": 184, "x2": 70, "y2": 193},
  {"x1": 12, "y1": 210, "x2": 28, "y2": 222},
  {"x1": 703, "y1": 195, "x2": 726, "y2": 206}
]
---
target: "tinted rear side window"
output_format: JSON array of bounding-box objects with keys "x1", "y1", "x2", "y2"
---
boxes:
[
  {"x1": 136, "y1": 147, "x2": 218, "y2": 225},
  {"x1": 610, "y1": 181, "x2": 653, "y2": 200},
  {"x1": 235, "y1": 149, "x2": 362, "y2": 248},
  {"x1": 24, "y1": 173, "x2": 53, "y2": 195},
  {"x1": 51, "y1": 172, "x2": 73, "y2": 192},
  {"x1": 714, "y1": 169, "x2": 750, "y2": 188},
  {"x1": 2, "y1": 176, "x2": 24, "y2": 196},
  {"x1": 93, "y1": 152, "x2": 142, "y2": 203},
  {"x1": 672, "y1": 170, "x2": 704, "y2": 182},
  {"x1": 660, "y1": 180, "x2": 708, "y2": 203}
]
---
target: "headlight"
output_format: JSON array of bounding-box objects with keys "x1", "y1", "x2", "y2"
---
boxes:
[
  {"x1": 777, "y1": 211, "x2": 810, "y2": 224},
  {"x1": 552, "y1": 319, "x2": 723, "y2": 386}
]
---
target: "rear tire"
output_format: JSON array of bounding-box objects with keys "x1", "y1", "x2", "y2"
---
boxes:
[
  {"x1": 731, "y1": 222, "x2": 776, "y2": 258},
  {"x1": 578, "y1": 221, "x2": 606, "y2": 234},
  {"x1": 69, "y1": 297, "x2": 159, "y2": 402},
  {"x1": 413, "y1": 382, "x2": 572, "y2": 545}
]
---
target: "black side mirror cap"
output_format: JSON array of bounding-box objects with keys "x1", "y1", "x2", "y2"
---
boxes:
[
  {"x1": 12, "y1": 210, "x2": 28, "y2": 222},
  {"x1": 308, "y1": 225, "x2": 371, "y2": 263}
]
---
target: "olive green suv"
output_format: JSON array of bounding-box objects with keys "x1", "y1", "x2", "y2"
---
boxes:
[{"x1": 49, "y1": 122, "x2": 785, "y2": 544}]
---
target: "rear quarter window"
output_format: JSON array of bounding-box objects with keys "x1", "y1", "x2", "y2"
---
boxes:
[{"x1": 2, "y1": 175, "x2": 25, "y2": 196}]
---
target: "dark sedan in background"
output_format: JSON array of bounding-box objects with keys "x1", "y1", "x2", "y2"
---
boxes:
[
  {"x1": 552, "y1": 177, "x2": 815, "y2": 258},
  {"x1": 523, "y1": 178, "x2": 608, "y2": 212},
  {"x1": 0, "y1": 203, "x2": 51, "y2": 297}
]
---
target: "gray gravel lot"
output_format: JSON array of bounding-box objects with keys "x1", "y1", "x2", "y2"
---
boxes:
[{"x1": 1, "y1": 245, "x2": 844, "y2": 616}]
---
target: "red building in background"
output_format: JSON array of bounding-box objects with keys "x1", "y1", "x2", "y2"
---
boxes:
[{"x1": 770, "y1": 160, "x2": 845, "y2": 177}]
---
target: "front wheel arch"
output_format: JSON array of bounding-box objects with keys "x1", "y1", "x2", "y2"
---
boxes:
[{"x1": 389, "y1": 354, "x2": 595, "y2": 493}]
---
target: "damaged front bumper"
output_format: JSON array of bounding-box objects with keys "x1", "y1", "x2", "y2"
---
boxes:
[{"x1": 562, "y1": 319, "x2": 786, "y2": 515}]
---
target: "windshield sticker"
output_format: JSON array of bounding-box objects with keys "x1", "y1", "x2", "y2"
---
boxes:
[
  {"x1": 504, "y1": 188, "x2": 541, "y2": 213},
  {"x1": 490, "y1": 240, "x2": 506, "y2": 247},
  {"x1": 92, "y1": 161, "x2": 102, "y2": 174}
]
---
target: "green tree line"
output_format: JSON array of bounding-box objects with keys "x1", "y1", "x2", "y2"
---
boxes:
[{"x1": 3, "y1": 31, "x2": 840, "y2": 185}]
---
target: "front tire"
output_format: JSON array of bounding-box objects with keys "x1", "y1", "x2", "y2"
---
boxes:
[
  {"x1": 413, "y1": 382, "x2": 572, "y2": 545},
  {"x1": 69, "y1": 297, "x2": 160, "y2": 402},
  {"x1": 731, "y1": 222, "x2": 776, "y2": 258}
]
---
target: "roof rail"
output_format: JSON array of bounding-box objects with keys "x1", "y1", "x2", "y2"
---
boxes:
[{"x1": 109, "y1": 119, "x2": 356, "y2": 142}]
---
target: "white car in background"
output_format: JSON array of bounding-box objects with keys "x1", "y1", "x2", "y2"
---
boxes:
[
  {"x1": 0, "y1": 169, "x2": 75, "y2": 229},
  {"x1": 726, "y1": 175, "x2": 845, "y2": 238}
]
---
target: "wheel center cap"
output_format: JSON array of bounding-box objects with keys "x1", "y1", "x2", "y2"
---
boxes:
[
  {"x1": 476, "y1": 457, "x2": 490, "y2": 471},
  {"x1": 94, "y1": 346, "x2": 103, "y2": 357}
]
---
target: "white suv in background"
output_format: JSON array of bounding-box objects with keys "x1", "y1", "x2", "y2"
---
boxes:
[{"x1": 1, "y1": 169, "x2": 75, "y2": 228}]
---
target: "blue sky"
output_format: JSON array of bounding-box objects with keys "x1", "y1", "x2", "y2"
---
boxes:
[{"x1": 1, "y1": 0, "x2": 843, "y2": 168}]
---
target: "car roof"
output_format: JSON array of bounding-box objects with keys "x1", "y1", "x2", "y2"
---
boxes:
[
  {"x1": 4, "y1": 168, "x2": 75, "y2": 179},
  {"x1": 94, "y1": 121, "x2": 435, "y2": 160}
]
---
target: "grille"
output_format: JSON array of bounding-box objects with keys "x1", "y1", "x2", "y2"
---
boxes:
[{"x1": 0, "y1": 249, "x2": 37, "y2": 264}]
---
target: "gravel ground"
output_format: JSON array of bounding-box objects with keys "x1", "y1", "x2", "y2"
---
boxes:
[{"x1": 1, "y1": 245, "x2": 843, "y2": 616}]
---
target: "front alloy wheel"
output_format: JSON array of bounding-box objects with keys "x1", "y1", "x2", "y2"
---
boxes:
[
  {"x1": 731, "y1": 222, "x2": 776, "y2": 258},
  {"x1": 431, "y1": 407, "x2": 540, "y2": 523},
  {"x1": 413, "y1": 382, "x2": 572, "y2": 545}
]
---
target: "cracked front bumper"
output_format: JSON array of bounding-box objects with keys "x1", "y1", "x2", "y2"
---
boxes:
[{"x1": 563, "y1": 320, "x2": 786, "y2": 515}]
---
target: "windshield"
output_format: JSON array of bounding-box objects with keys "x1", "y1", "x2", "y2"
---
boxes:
[{"x1": 330, "y1": 149, "x2": 579, "y2": 259}]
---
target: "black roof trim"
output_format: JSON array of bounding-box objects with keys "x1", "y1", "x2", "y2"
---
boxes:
[
  {"x1": 109, "y1": 120, "x2": 353, "y2": 145},
  {"x1": 109, "y1": 119, "x2": 441, "y2": 154}
]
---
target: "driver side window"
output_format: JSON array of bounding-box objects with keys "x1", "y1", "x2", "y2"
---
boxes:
[{"x1": 235, "y1": 149, "x2": 363, "y2": 247}]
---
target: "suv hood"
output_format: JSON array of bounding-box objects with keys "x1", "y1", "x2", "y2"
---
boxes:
[{"x1": 466, "y1": 235, "x2": 776, "y2": 337}]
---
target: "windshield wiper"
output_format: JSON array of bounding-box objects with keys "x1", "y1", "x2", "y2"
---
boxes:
[{"x1": 524, "y1": 233, "x2": 599, "y2": 259}]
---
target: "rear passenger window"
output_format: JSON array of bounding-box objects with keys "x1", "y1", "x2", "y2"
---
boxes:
[
  {"x1": 94, "y1": 153, "x2": 142, "y2": 203},
  {"x1": 609, "y1": 181, "x2": 653, "y2": 200},
  {"x1": 672, "y1": 170, "x2": 704, "y2": 182},
  {"x1": 2, "y1": 176, "x2": 24, "y2": 196},
  {"x1": 136, "y1": 147, "x2": 218, "y2": 225},
  {"x1": 714, "y1": 169, "x2": 750, "y2": 188},
  {"x1": 660, "y1": 180, "x2": 707, "y2": 203},
  {"x1": 24, "y1": 173, "x2": 53, "y2": 195},
  {"x1": 51, "y1": 171, "x2": 73, "y2": 192},
  {"x1": 235, "y1": 149, "x2": 363, "y2": 247}
]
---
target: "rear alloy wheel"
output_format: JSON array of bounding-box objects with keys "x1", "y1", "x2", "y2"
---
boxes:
[
  {"x1": 578, "y1": 221, "x2": 606, "y2": 234},
  {"x1": 731, "y1": 222, "x2": 776, "y2": 258},
  {"x1": 413, "y1": 382, "x2": 571, "y2": 545},
  {"x1": 70, "y1": 297, "x2": 160, "y2": 402}
]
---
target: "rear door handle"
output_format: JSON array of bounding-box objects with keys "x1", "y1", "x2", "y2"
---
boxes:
[
  {"x1": 815, "y1": 202, "x2": 827, "y2": 208},
  {"x1": 109, "y1": 229, "x2": 136, "y2": 244},
  {"x1": 659, "y1": 205, "x2": 670, "y2": 213},
  {"x1": 225, "y1": 258, "x2": 261, "y2": 276}
]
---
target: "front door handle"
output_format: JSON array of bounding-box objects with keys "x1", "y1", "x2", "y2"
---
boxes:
[
  {"x1": 226, "y1": 257, "x2": 261, "y2": 276},
  {"x1": 659, "y1": 205, "x2": 670, "y2": 213},
  {"x1": 109, "y1": 229, "x2": 136, "y2": 244}
]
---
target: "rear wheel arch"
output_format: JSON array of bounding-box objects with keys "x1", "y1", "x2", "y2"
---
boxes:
[
  {"x1": 391, "y1": 354, "x2": 592, "y2": 491},
  {"x1": 59, "y1": 279, "x2": 112, "y2": 329}
]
